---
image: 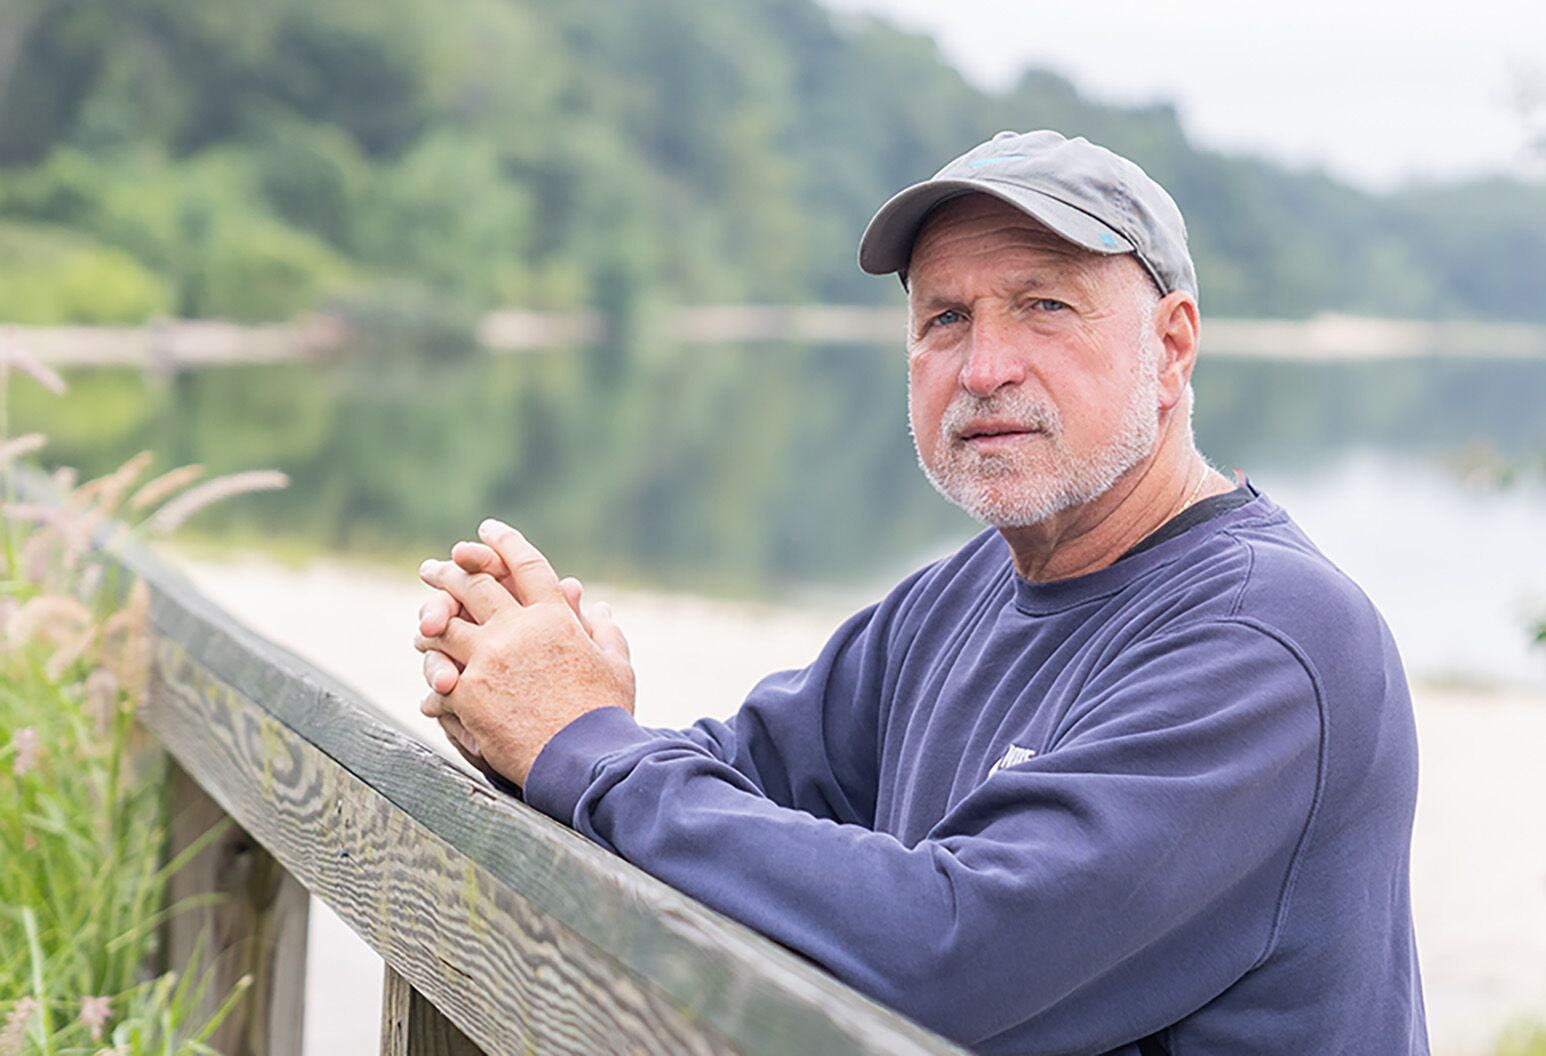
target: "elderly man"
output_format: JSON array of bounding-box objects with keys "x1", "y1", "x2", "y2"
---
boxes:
[{"x1": 413, "y1": 130, "x2": 1429, "y2": 1055}]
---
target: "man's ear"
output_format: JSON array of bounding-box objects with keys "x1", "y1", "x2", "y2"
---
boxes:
[{"x1": 1154, "y1": 291, "x2": 1200, "y2": 411}]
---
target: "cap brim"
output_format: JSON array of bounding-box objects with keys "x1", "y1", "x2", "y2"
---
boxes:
[{"x1": 857, "y1": 178, "x2": 1135, "y2": 276}]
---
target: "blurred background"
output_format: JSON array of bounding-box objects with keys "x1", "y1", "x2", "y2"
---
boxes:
[{"x1": 4, "y1": 1, "x2": 1544, "y2": 1053}]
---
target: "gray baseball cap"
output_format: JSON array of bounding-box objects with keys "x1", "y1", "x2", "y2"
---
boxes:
[{"x1": 857, "y1": 129, "x2": 1198, "y2": 298}]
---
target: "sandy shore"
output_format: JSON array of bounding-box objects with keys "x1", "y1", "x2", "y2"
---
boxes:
[{"x1": 168, "y1": 550, "x2": 1546, "y2": 1056}]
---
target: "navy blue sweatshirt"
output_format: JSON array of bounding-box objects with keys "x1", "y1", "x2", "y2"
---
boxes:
[{"x1": 523, "y1": 487, "x2": 1429, "y2": 1055}]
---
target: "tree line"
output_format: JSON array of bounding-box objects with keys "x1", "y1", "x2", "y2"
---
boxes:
[{"x1": 1, "y1": 0, "x2": 1543, "y2": 331}]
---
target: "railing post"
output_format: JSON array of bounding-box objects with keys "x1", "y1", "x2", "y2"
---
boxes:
[
  {"x1": 380, "y1": 966, "x2": 486, "y2": 1056},
  {"x1": 163, "y1": 760, "x2": 310, "y2": 1055}
]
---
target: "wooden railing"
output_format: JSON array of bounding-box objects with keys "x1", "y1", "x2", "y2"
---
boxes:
[{"x1": 104, "y1": 533, "x2": 970, "y2": 1056}]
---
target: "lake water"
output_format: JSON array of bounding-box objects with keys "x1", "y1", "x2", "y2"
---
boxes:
[{"x1": 18, "y1": 344, "x2": 1546, "y2": 689}]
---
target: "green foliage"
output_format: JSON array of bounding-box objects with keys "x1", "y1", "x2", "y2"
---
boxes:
[
  {"x1": 0, "y1": 370, "x2": 293, "y2": 1052},
  {"x1": 180, "y1": 208, "x2": 356, "y2": 323},
  {"x1": 0, "y1": 148, "x2": 355, "y2": 322},
  {"x1": 0, "y1": 591, "x2": 249, "y2": 1054},
  {"x1": 351, "y1": 131, "x2": 532, "y2": 304},
  {"x1": 0, "y1": 539, "x2": 252, "y2": 1053},
  {"x1": 0, "y1": 222, "x2": 173, "y2": 324},
  {"x1": 1393, "y1": 179, "x2": 1546, "y2": 320},
  {"x1": 2, "y1": 0, "x2": 1545, "y2": 324},
  {"x1": 247, "y1": 114, "x2": 370, "y2": 251}
]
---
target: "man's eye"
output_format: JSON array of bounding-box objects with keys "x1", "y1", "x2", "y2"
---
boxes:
[
  {"x1": 1030, "y1": 299, "x2": 1068, "y2": 312},
  {"x1": 932, "y1": 309, "x2": 965, "y2": 327}
]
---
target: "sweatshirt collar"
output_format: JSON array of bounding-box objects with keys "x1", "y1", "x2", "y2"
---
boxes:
[{"x1": 1007, "y1": 483, "x2": 1277, "y2": 616}]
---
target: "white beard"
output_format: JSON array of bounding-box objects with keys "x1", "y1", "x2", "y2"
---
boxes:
[{"x1": 909, "y1": 335, "x2": 1162, "y2": 528}]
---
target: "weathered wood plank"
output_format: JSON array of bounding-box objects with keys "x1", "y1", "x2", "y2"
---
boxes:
[
  {"x1": 147, "y1": 632, "x2": 742, "y2": 1055},
  {"x1": 112, "y1": 536, "x2": 968, "y2": 1056},
  {"x1": 380, "y1": 967, "x2": 487, "y2": 1056},
  {"x1": 163, "y1": 762, "x2": 309, "y2": 1056}
]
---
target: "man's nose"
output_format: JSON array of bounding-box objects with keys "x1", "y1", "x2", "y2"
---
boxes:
[{"x1": 958, "y1": 314, "x2": 1028, "y2": 397}]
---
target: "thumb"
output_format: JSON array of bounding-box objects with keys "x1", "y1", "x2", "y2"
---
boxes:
[{"x1": 587, "y1": 601, "x2": 630, "y2": 661}]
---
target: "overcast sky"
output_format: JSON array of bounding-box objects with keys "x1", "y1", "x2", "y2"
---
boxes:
[{"x1": 821, "y1": 0, "x2": 1546, "y2": 190}]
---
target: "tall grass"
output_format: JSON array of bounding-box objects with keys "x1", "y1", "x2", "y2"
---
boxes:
[{"x1": 1, "y1": 340, "x2": 286, "y2": 1055}]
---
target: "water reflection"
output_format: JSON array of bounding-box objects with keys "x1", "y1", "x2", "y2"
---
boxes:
[{"x1": 18, "y1": 345, "x2": 1546, "y2": 685}]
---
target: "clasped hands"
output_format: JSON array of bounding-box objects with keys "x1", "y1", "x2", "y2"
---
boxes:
[{"x1": 413, "y1": 519, "x2": 635, "y2": 788}]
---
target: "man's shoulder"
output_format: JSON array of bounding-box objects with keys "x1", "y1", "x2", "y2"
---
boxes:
[
  {"x1": 1128, "y1": 495, "x2": 1418, "y2": 822},
  {"x1": 1172, "y1": 497, "x2": 1408, "y2": 718},
  {"x1": 1213, "y1": 502, "x2": 1388, "y2": 643}
]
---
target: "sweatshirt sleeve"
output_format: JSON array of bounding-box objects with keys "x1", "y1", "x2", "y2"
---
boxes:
[
  {"x1": 525, "y1": 615, "x2": 1323, "y2": 1052},
  {"x1": 529, "y1": 560, "x2": 937, "y2": 829}
]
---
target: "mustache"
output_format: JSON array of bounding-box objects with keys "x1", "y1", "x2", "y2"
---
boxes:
[{"x1": 942, "y1": 394, "x2": 1060, "y2": 439}]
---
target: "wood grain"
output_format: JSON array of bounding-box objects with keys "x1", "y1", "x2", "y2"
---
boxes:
[
  {"x1": 381, "y1": 966, "x2": 487, "y2": 1056},
  {"x1": 148, "y1": 634, "x2": 739, "y2": 1056},
  {"x1": 163, "y1": 762, "x2": 309, "y2": 1056}
]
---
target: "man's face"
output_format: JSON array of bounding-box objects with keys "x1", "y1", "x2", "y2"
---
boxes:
[{"x1": 904, "y1": 195, "x2": 1163, "y2": 528}]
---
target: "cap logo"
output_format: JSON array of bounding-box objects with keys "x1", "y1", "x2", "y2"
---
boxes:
[{"x1": 1098, "y1": 232, "x2": 1119, "y2": 248}]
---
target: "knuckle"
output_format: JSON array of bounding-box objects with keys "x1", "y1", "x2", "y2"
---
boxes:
[{"x1": 511, "y1": 553, "x2": 549, "y2": 576}]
